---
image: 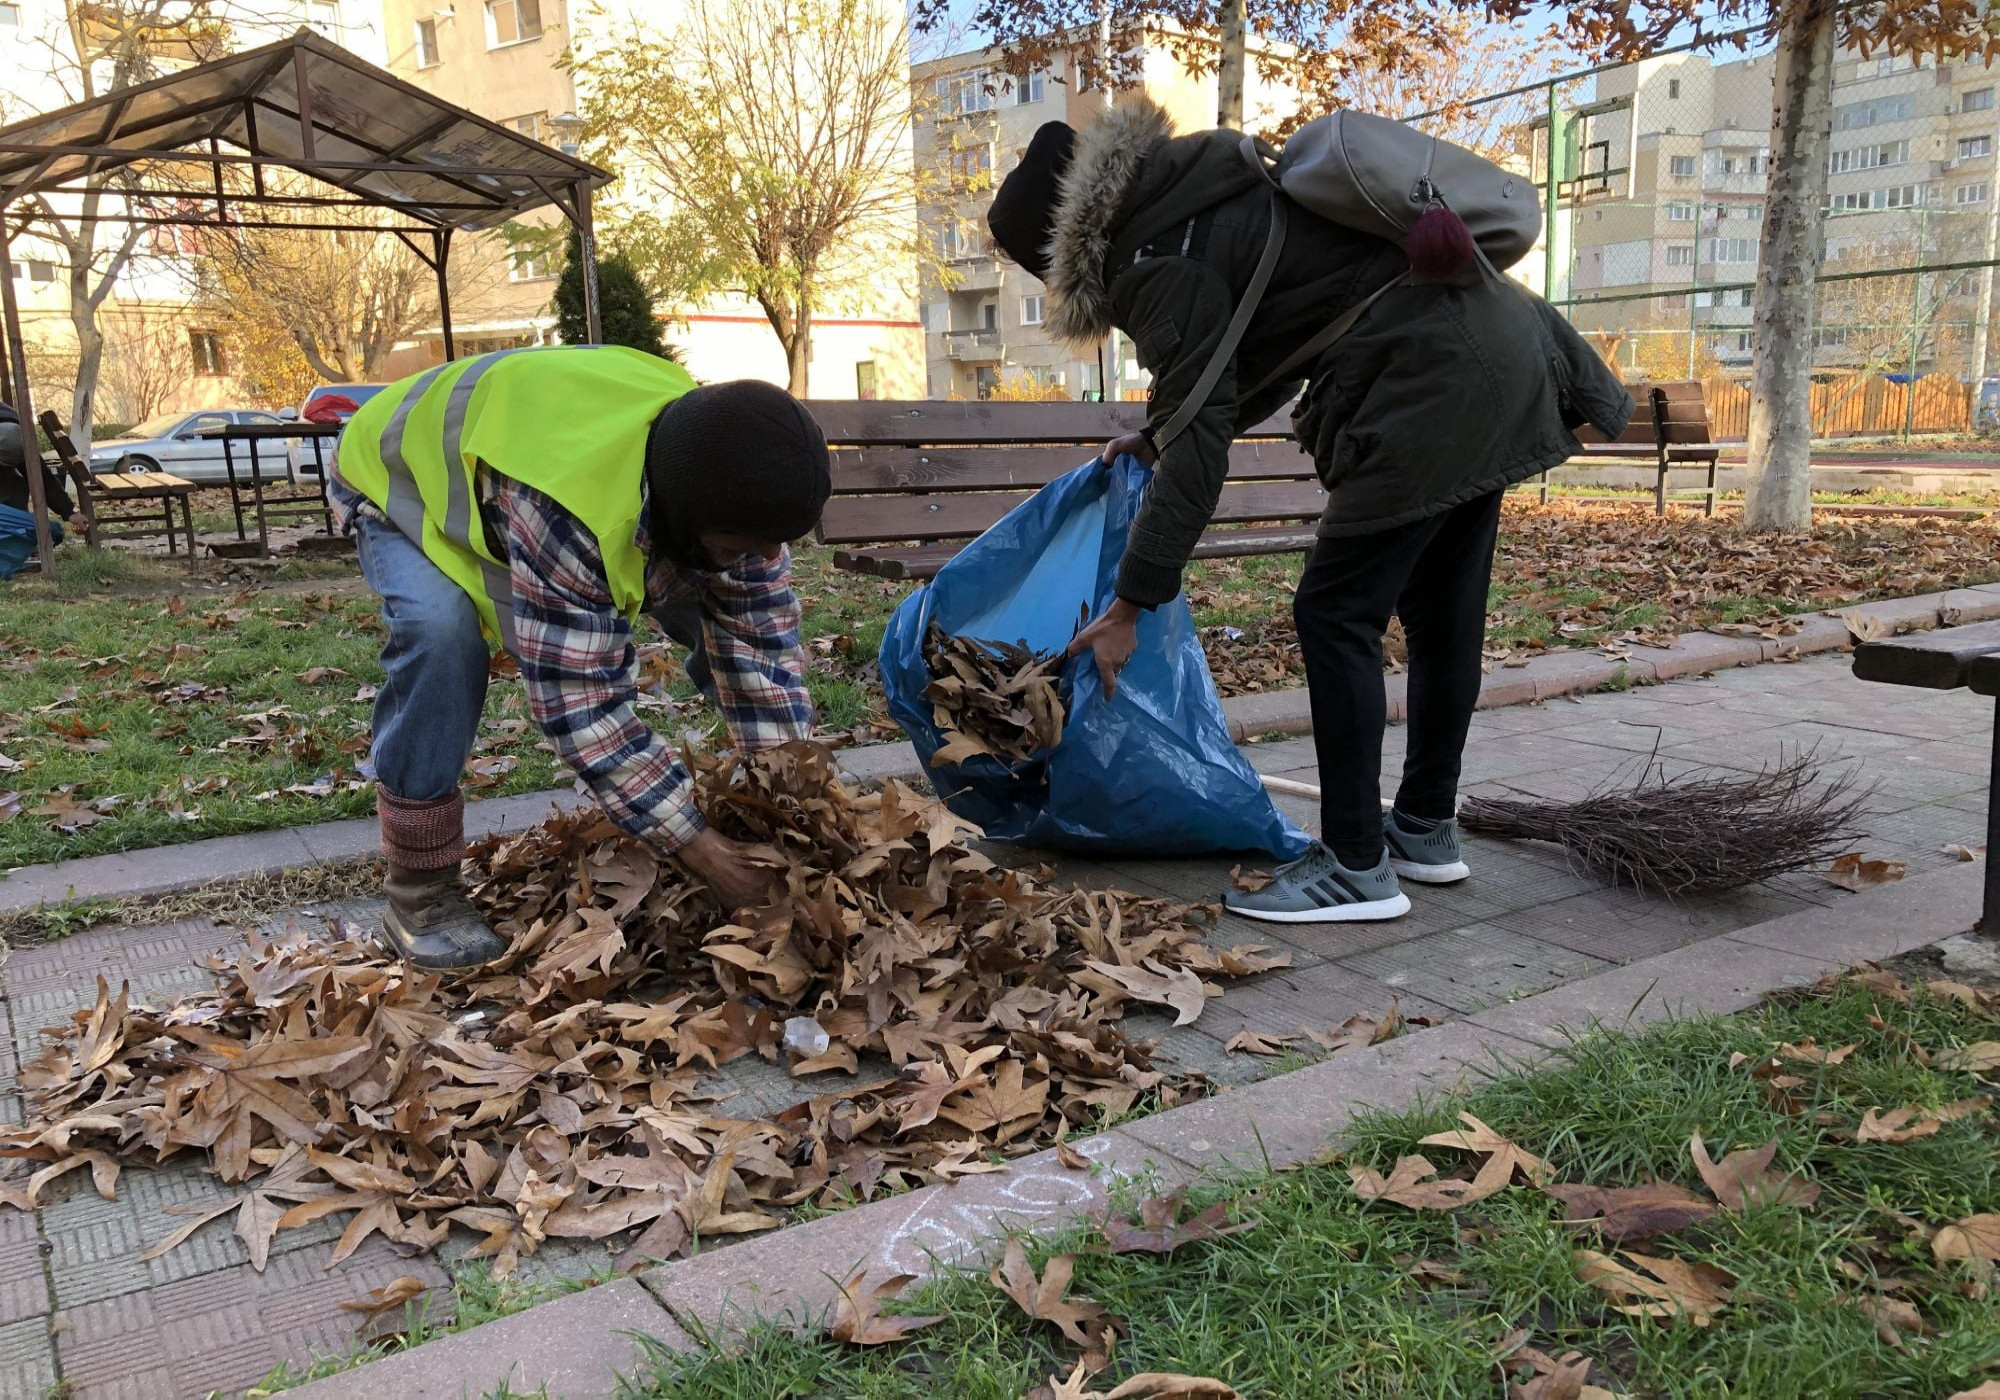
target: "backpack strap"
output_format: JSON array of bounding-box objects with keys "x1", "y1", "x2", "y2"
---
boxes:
[
  {"x1": 1242, "y1": 270, "x2": 1411, "y2": 401},
  {"x1": 1152, "y1": 194, "x2": 1288, "y2": 453}
]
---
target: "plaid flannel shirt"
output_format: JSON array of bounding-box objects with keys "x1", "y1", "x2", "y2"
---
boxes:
[{"x1": 329, "y1": 472, "x2": 813, "y2": 851}]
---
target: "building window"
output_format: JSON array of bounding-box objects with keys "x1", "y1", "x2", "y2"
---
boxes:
[
  {"x1": 1668, "y1": 155, "x2": 1697, "y2": 179},
  {"x1": 508, "y1": 244, "x2": 555, "y2": 282},
  {"x1": 414, "y1": 17, "x2": 440, "y2": 67},
  {"x1": 1731, "y1": 332, "x2": 1752, "y2": 353},
  {"x1": 1958, "y1": 182, "x2": 1991, "y2": 204},
  {"x1": 979, "y1": 301, "x2": 998, "y2": 331},
  {"x1": 936, "y1": 69, "x2": 996, "y2": 116},
  {"x1": 485, "y1": 0, "x2": 542, "y2": 48},
  {"x1": 1883, "y1": 183, "x2": 1924, "y2": 208},
  {"x1": 306, "y1": 1, "x2": 340, "y2": 34},
  {"x1": 1014, "y1": 70, "x2": 1045, "y2": 104},
  {"x1": 1666, "y1": 242, "x2": 1694, "y2": 267},
  {"x1": 189, "y1": 330, "x2": 225, "y2": 376},
  {"x1": 1836, "y1": 94, "x2": 1916, "y2": 130},
  {"x1": 1021, "y1": 294, "x2": 1044, "y2": 325},
  {"x1": 1667, "y1": 201, "x2": 1695, "y2": 221},
  {"x1": 1712, "y1": 237, "x2": 1758, "y2": 263},
  {"x1": 948, "y1": 143, "x2": 993, "y2": 188},
  {"x1": 17, "y1": 259, "x2": 56, "y2": 282},
  {"x1": 1667, "y1": 78, "x2": 1680, "y2": 99},
  {"x1": 508, "y1": 113, "x2": 544, "y2": 142},
  {"x1": 1960, "y1": 135, "x2": 1993, "y2": 160},
  {"x1": 0, "y1": 2, "x2": 20, "y2": 24},
  {"x1": 856, "y1": 361, "x2": 878, "y2": 400},
  {"x1": 1966, "y1": 87, "x2": 1995, "y2": 113}
]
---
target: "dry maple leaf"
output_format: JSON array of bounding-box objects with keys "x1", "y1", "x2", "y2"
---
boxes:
[
  {"x1": 1223, "y1": 1030, "x2": 1297, "y2": 1057},
  {"x1": 1043, "y1": 1365, "x2": 1242, "y2": 1400},
  {"x1": 1573, "y1": 1248, "x2": 1736, "y2": 1326},
  {"x1": 1349, "y1": 1153, "x2": 1517, "y2": 1212},
  {"x1": 1099, "y1": 1187, "x2": 1251, "y2": 1255},
  {"x1": 1934, "y1": 1214, "x2": 2000, "y2": 1265},
  {"x1": 1228, "y1": 865, "x2": 1274, "y2": 893},
  {"x1": 1947, "y1": 1385, "x2": 2000, "y2": 1399},
  {"x1": 828, "y1": 1271, "x2": 945, "y2": 1346},
  {"x1": 1820, "y1": 853, "x2": 1907, "y2": 892},
  {"x1": 1856, "y1": 1097, "x2": 1990, "y2": 1144},
  {"x1": 1542, "y1": 1182, "x2": 1718, "y2": 1244},
  {"x1": 1934, "y1": 1042, "x2": 2000, "y2": 1075},
  {"x1": 1417, "y1": 1112, "x2": 1554, "y2": 1187},
  {"x1": 1843, "y1": 1293, "x2": 1932, "y2": 1349},
  {"x1": 989, "y1": 1238, "x2": 1122, "y2": 1349},
  {"x1": 29, "y1": 791, "x2": 106, "y2": 830},
  {"x1": 339, "y1": 1275, "x2": 430, "y2": 1331},
  {"x1": 1503, "y1": 1348, "x2": 1594, "y2": 1400},
  {"x1": 1075, "y1": 960, "x2": 1213, "y2": 1027},
  {"x1": 1774, "y1": 1038, "x2": 1860, "y2": 1067},
  {"x1": 1689, "y1": 1132, "x2": 1820, "y2": 1211}
]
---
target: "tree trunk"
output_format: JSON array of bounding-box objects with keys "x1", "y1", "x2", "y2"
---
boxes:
[
  {"x1": 70, "y1": 310, "x2": 103, "y2": 460},
  {"x1": 1744, "y1": 0, "x2": 1836, "y2": 534},
  {"x1": 788, "y1": 289, "x2": 813, "y2": 397},
  {"x1": 1217, "y1": 0, "x2": 1247, "y2": 131}
]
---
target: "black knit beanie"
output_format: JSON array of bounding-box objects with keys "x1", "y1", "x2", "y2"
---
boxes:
[
  {"x1": 644, "y1": 380, "x2": 831, "y2": 571},
  {"x1": 988, "y1": 122, "x2": 1077, "y2": 280}
]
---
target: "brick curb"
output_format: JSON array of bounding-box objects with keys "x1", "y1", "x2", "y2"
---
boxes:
[
  {"x1": 9, "y1": 581, "x2": 2000, "y2": 917},
  {"x1": 286, "y1": 860, "x2": 1983, "y2": 1399}
]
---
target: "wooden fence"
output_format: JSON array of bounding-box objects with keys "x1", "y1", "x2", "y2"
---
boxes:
[{"x1": 1698, "y1": 374, "x2": 1973, "y2": 441}]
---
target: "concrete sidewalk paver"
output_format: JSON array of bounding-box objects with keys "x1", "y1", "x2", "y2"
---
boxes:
[{"x1": 0, "y1": 649, "x2": 1990, "y2": 1396}]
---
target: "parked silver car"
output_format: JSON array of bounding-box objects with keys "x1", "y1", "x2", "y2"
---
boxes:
[{"x1": 88, "y1": 409, "x2": 299, "y2": 484}]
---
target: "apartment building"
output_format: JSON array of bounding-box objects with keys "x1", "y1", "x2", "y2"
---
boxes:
[
  {"x1": 1566, "y1": 45, "x2": 2000, "y2": 376},
  {"x1": 912, "y1": 35, "x2": 1307, "y2": 400}
]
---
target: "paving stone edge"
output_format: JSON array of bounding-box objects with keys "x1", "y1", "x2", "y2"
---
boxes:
[
  {"x1": 9, "y1": 581, "x2": 1997, "y2": 917},
  {"x1": 285, "y1": 860, "x2": 1983, "y2": 1400}
]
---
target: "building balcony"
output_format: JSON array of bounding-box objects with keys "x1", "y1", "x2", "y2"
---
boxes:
[
  {"x1": 947, "y1": 257, "x2": 1006, "y2": 292},
  {"x1": 945, "y1": 328, "x2": 1006, "y2": 362},
  {"x1": 1701, "y1": 169, "x2": 1766, "y2": 193}
]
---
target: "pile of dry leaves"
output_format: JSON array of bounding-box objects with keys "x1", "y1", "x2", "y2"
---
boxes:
[
  {"x1": 0, "y1": 742, "x2": 1288, "y2": 1279},
  {"x1": 923, "y1": 624, "x2": 1067, "y2": 767}
]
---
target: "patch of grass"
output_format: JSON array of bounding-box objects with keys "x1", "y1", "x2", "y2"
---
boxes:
[
  {"x1": 628, "y1": 979, "x2": 2000, "y2": 1399},
  {"x1": 0, "y1": 854, "x2": 383, "y2": 945},
  {"x1": 1592, "y1": 663, "x2": 1637, "y2": 693},
  {"x1": 246, "y1": 1263, "x2": 597, "y2": 1395}
]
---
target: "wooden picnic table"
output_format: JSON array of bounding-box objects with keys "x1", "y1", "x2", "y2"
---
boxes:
[{"x1": 199, "y1": 421, "x2": 341, "y2": 556}]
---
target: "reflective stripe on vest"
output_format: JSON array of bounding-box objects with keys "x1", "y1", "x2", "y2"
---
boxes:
[{"x1": 372, "y1": 349, "x2": 545, "y2": 654}]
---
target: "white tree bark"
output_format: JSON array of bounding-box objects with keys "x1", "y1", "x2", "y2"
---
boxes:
[
  {"x1": 1744, "y1": 0, "x2": 1836, "y2": 533},
  {"x1": 1218, "y1": 0, "x2": 1247, "y2": 130}
]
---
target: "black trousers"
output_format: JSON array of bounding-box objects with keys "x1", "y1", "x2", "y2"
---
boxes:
[{"x1": 1292, "y1": 491, "x2": 1503, "y2": 865}]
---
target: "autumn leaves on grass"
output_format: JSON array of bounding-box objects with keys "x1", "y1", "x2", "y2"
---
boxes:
[{"x1": 831, "y1": 1179, "x2": 1252, "y2": 1400}]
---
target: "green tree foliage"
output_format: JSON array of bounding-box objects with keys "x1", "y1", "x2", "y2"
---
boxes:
[{"x1": 552, "y1": 227, "x2": 675, "y2": 360}]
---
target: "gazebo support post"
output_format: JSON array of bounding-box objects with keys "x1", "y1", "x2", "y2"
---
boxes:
[
  {"x1": 573, "y1": 178, "x2": 602, "y2": 344},
  {"x1": 434, "y1": 227, "x2": 456, "y2": 361}
]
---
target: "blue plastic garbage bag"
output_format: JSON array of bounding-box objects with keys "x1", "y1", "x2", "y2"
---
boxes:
[{"x1": 879, "y1": 455, "x2": 1310, "y2": 860}]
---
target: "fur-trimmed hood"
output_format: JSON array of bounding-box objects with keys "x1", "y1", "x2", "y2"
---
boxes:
[{"x1": 1045, "y1": 99, "x2": 1175, "y2": 345}]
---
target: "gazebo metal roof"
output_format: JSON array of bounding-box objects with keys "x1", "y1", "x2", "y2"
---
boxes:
[{"x1": 0, "y1": 28, "x2": 609, "y2": 231}]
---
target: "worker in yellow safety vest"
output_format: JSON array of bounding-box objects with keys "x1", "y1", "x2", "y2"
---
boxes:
[{"x1": 330, "y1": 345, "x2": 831, "y2": 969}]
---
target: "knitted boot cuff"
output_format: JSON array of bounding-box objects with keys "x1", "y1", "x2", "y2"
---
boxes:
[{"x1": 377, "y1": 789, "x2": 466, "y2": 870}]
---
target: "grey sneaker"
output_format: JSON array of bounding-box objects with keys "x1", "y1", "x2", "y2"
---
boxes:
[
  {"x1": 1224, "y1": 843, "x2": 1411, "y2": 924},
  {"x1": 1384, "y1": 809, "x2": 1471, "y2": 885}
]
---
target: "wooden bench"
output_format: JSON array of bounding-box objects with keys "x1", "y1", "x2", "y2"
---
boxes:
[
  {"x1": 38, "y1": 411, "x2": 199, "y2": 556},
  {"x1": 808, "y1": 401, "x2": 1325, "y2": 580},
  {"x1": 1853, "y1": 619, "x2": 2000, "y2": 930},
  {"x1": 1515, "y1": 379, "x2": 1721, "y2": 517}
]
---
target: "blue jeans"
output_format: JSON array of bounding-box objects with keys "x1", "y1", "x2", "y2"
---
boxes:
[
  {"x1": 354, "y1": 514, "x2": 711, "y2": 801},
  {"x1": 0, "y1": 506, "x2": 62, "y2": 581}
]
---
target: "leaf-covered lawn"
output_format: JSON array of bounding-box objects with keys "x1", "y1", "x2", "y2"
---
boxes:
[
  {"x1": 8, "y1": 495, "x2": 2000, "y2": 870},
  {"x1": 630, "y1": 970, "x2": 2000, "y2": 1400}
]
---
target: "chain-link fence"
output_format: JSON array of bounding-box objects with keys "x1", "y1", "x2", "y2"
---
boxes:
[{"x1": 1404, "y1": 22, "x2": 2000, "y2": 440}]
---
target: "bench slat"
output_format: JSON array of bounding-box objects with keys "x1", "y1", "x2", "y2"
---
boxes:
[
  {"x1": 835, "y1": 523, "x2": 1322, "y2": 579},
  {"x1": 1853, "y1": 619, "x2": 2000, "y2": 689},
  {"x1": 818, "y1": 479, "x2": 1326, "y2": 546},
  {"x1": 807, "y1": 400, "x2": 1296, "y2": 447},
  {"x1": 827, "y1": 439, "x2": 1315, "y2": 494}
]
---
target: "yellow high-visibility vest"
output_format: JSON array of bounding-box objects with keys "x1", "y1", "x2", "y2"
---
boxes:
[{"x1": 335, "y1": 345, "x2": 696, "y2": 651}]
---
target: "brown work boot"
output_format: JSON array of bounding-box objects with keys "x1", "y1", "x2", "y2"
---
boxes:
[{"x1": 380, "y1": 862, "x2": 507, "y2": 970}]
